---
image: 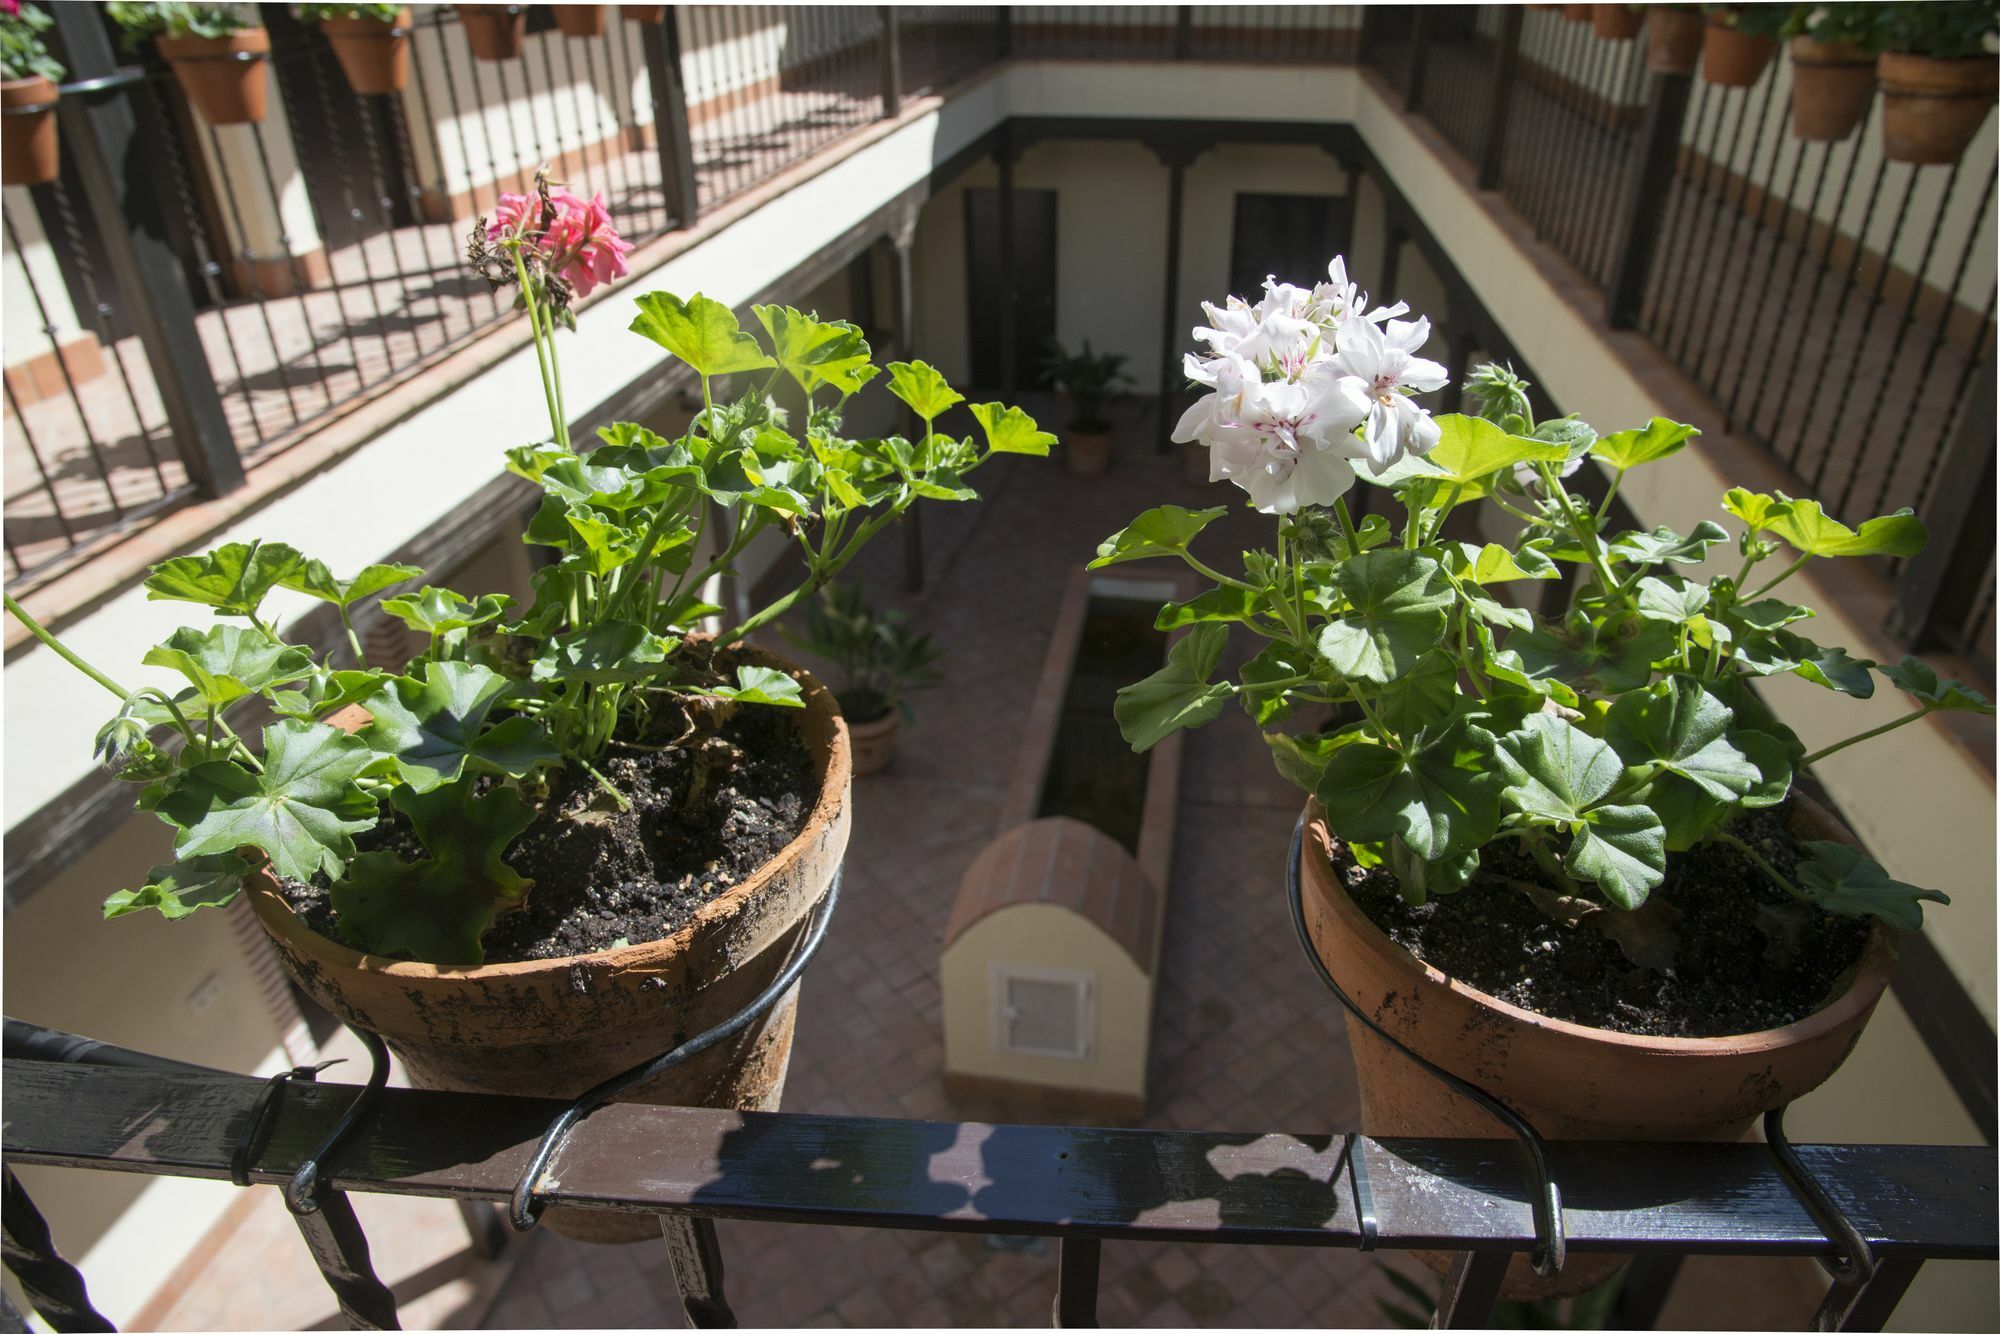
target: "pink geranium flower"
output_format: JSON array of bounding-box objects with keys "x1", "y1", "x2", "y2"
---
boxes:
[{"x1": 486, "y1": 183, "x2": 634, "y2": 299}]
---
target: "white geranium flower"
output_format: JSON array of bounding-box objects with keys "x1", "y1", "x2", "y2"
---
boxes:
[
  {"x1": 1335, "y1": 315, "x2": 1448, "y2": 466},
  {"x1": 1309, "y1": 256, "x2": 1408, "y2": 331},
  {"x1": 1181, "y1": 361, "x2": 1370, "y2": 514}
]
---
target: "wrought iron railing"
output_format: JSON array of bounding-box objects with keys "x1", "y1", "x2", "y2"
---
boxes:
[
  {"x1": 4, "y1": 1026, "x2": 1995, "y2": 1332},
  {"x1": 1369, "y1": 4, "x2": 1998, "y2": 675}
]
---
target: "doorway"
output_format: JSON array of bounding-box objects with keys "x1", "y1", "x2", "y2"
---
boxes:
[
  {"x1": 964, "y1": 187, "x2": 1058, "y2": 392},
  {"x1": 1228, "y1": 192, "x2": 1352, "y2": 298}
]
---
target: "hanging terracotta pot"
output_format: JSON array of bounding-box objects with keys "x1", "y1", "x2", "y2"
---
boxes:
[
  {"x1": 1646, "y1": 8, "x2": 1704, "y2": 74},
  {"x1": 1297, "y1": 796, "x2": 1898, "y2": 1299},
  {"x1": 456, "y1": 4, "x2": 526, "y2": 62},
  {"x1": 1790, "y1": 36, "x2": 1877, "y2": 141},
  {"x1": 1878, "y1": 51, "x2": 1999, "y2": 164},
  {"x1": 554, "y1": 4, "x2": 607, "y2": 39},
  {"x1": 622, "y1": 4, "x2": 667, "y2": 22},
  {"x1": 320, "y1": 8, "x2": 413, "y2": 97},
  {"x1": 1593, "y1": 6, "x2": 1644, "y2": 41},
  {"x1": 1702, "y1": 19, "x2": 1777, "y2": 87},
  {"x1": 158, "y1": 28, "x2": 271, "y2": 126},
  {"x1": 0, "y1": 77, "x2": 60, "y2": 187},
  {"x1": 1562, "y1": 4, "x2": 1592, "y2": 20}
]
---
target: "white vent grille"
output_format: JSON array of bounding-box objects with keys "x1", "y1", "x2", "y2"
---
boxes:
[{"x1": 992, "y1": 965, "x2": 1094, "y2": 1060}]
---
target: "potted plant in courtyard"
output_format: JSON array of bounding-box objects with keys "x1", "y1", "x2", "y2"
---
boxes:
[
  {"x1": 553, "y1": 3, "x2": 605, "y2": 39},
  {"x1": 1592, "y1": 4, "x2": 1645, "y2": 41},
  {"x1": 455, "y1": 2, "x2": 524, "y2": 61},
  {"x1": 1647, "y1": 4, "x2": 1706, "y2": 72},
  {"x1": 1043, "y1": 337, "x2": 1131, "y2": 478},
  {"x1": 109, "y1": 2, "x2": 269, "y2": 125},
  {"x1": 1785, "y1": 2, "x2": 1881, "y2": 141},
  {"x1": 1875, "y1": 0, "x2": 1998, "y2": 163},
  {"x1": 1702, "y1": 4, "x2": 1787, "y2": 86},
  {"x1": 300, "y1": 3, "x2": 411, "y2": 97},
  {"x1": 4, "y1": 173, "x2": 1050, "y2": 1243},
  {"x1": 1093, "y1": 255, "x2": 1986, "y2": 1295},
  {"x1": 783, "y1": 582, "x2": 944, "y2": 776},
  {"x1": 1, "y1": 1, "x2": 63, "y2": 188}
]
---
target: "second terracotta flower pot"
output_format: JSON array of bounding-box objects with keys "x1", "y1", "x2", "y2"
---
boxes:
[
  {"x1": 622, "y1": 4, "x2": 667, "y2": 22},
  {"x1": 320, "y1": 10, "x2": 412, "y2": 97},
  {"x1": 1790, "y1": 37, "x2": 1877, "y2": 141},
  {"x1": 1297, "y1": 797, "x2": 1897, "y2": 1297},
  {"x1": 846, "y1": 708, "x2": 899, "y2": 776},
  {"x1": 250, "y1": 646, "x2": 851, "y2": 1244},
  {"x1": 1878, "y1": 52, "x2": 1999, "y2": 164},
  {"x1": 158, "y1": 28, "x2": 271, "y2": 126},
  {"x1": 1702, "y1": 21, "x2": 1777, "y2": 88},
  {"x1": 1066, "y1": 426, "x2": 1114, "y2": 478},
  {"x1": 457, "y1": 4, "x2": 527, "y2": 62},
  {"x1": 1562, "y1": 4, "x2": 1592, "y2": 21},
  {"x1": 1592, "y1": 6, "x2": 1644, "y2": 41},
  {"x1": 0, "y1": 77, "x2": 60, "y2": 187},
  {"x1": 1646, "y1": 9, "x2": 1704, "y2": 74},
  {"x1": 555, "y1": 4, "x2": 607, "y2": 38}
]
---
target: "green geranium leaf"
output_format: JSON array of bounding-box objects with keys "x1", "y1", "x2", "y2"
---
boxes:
[
  {"x1": 142, "y1": 624, "x2": 315, "y2": 708},
  {"x1": 1591, "y1": 418, "x2": 1699, "y2": 471},
  {"x1": 281, "y1": 560, "x2": 423, "y2": 609},
  {"x1": 1531, "y1": 416, "x2": 1598, "y2": 462},
  {"x1": 103, "y1": 854, "x2": 250, "y2": 921},
  {"x1": 268, "y1": 668, "x2": 391, "y2": 722},
  {"x1": 1449, "y1": 541, "x2": 1559, "y2": 584},
  {"x1": 1317, "y1": 550, "x2": 1451, "y2": 684},
  {"x1": 145, "y1": 541, "x2": 308, "y2": 619},
  {"x1": 1463, "y1": 586, "x2": 1533, "y2": 632},
  {"x1": 1605, "y1": 676, "x2": 1762, "y2": 802},
  {"x1": 166, "y1": 722, "x2": 379, "y2": 883},
  {"x1": 1265, "y1": 728, "x2": 1357, "y2": 794},
  {"x1": 1647, "y1": 773, "x2": 1730, "y2": 853},
  {"x1": 1505, "y1": 616, "x2": 1673, "y2": 694},
  {"x1": 630, "y1": 291, "x2": 776, "y2": 378},
  {"x1": 1881, "y1": 656, "x2": 1995, "y2": 714},
  {"x1": 1238, "y1": 640, "x2": 1320, "y2": 726},
  {"x1": 532, "y1": 621, "x2": 675, "y2": 686},
  {"x1": 752, "y1": 304, "x2": 872, "y2": 395},
  {"x1": 1608, "y1": 521, "x2": 1731, "y2": 567},
  {"x1": 1567, "y1": 805, "x2": 1666, "y2": 909},
  {"x1": 1762, "y1": 498, "x2": 1926, "y2": 559},
  {"x1": 1795, "y1": 841, "x2": 1948, "y2": 931},
  {"x1": 1089, "y1": 505, "x2": 1228, "y2": 568},
  {"x1": 968, "y1": 402, "x2": 1056, "y2": 457},
  {"x1": 1316, "y1": 710, "x2": 1502, "y2": 861},
  {"x1": 1113, "y1": 622, "x2": 1232, "y2": 752},
  {"x1": 1372, "y1": 651, "x2": 1459, "y2": 736},
  {"x1": 1496, "y1": 712, "x2": 1621, "y2": 823},
  {"x1": 360, "y1": 661, "x2": 558, "y2": 792},
  {"x1": 1729, "y1": 599, "x2": 1815, "y2": 632},
  {"x1": 330, "y1": 785, "x2": 537, "y2": 964},
  {"x1": 1471, "y1": 623, "x2": 1579, "y2": 707},
  {"x1": 1388, "y1": 838, "x2": 1481, "y2": 906},
  {"x1": 379, "y1": 587, "x2": 515, "y2": 639},
  {"x1": 1157, "y1": 585, "x2": 1265, "y2": 631},
  {"x1": 1735, "y1": 630, "x2": 1876, "y2": 697},
  {"x1": 1722, "y1": 487, "x2": 1788, "y2": 532},
  {"x1": 1415, "y1": 414, "x2": 1568, "y2": 496},
  {"x1": 885, "y1": 359, "x2": 964, "y2": 420},
  {"x1": 1633, "y1": 574, "x2": 1711, "y2": 622},
  {"x1": 709, "y1": 664, "x2": 805, "y2": 707}
]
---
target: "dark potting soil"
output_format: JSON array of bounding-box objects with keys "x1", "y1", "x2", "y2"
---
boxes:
[
  {"x1": 280, "y1": 691, "x2": 816, "y2": 964},
  {"x1": 1329, "y1": 802, "x2": 1873, "y2": 1038}
]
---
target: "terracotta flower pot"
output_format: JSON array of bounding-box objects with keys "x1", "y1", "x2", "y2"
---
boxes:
[
  {"x1": 1878, "y1": 52, "x2": 1999, "y2": 165},
  {"x1": 456, "y1": 4, "x2": 526, "y2": 61},
  {"x1": 0, "y1": 77, "x2": 60, "y2": 188},
  {"x1": 1562, "y1": 4, "x2": 1592, "y2": 21},
  {"x1": 1702, "y1": 20, "x2": 1777, "y2": 88},
  {"x1": 554, "y1": 4, "x2": 607, "y2": 38},
  {"x1": 1790, "y1": 37, "x2": 1877, "y2": 141},
  {"x1": 846, "y1": 708, "x2": 898, "y2": 776},
  {"x1": 1592, "y1": 6, "x2": 1644, "y2": 41},
  {"x1": 1646, "y1": 9, "x2": 1704, "y2": 74},
  {"x1": 320, "y1": 10, "x2": 412, "y2": 97},
  {"x1": 1297, "y1": 797, "x2": 1897, "y2": 1297},
  {"x1": 249, "y1": 645, "x2": 851, "y2": 1244},
  {"x1": 158, "y1": 29, "x2": 271, "y2": 126},
  {"x1": 1066, "y1": 426, "x2": 1114, "y2": 478},
  {"x1": 622, "y1": 4, "x2": 667, "y2": 22}
]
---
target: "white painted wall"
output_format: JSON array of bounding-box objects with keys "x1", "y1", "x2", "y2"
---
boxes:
[{"x1": 1, "y1": 187, "x2": 85, "y2": 365}]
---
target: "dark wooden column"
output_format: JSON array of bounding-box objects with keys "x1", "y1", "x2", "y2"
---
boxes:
[
  {"x1": 995, "y1": 129, "x2": 1020, "y2": 394},
  {"x1": 1148, "y1": 140, "x2": 1202, "y2": 454}
]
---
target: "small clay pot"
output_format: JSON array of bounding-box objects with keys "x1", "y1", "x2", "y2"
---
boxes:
[
  {"x1": 1646, "y1": 8, "x2": 1704, "y2": 74},
  {"x1": 1878, "y1": 51, "x2": 1999, "y2": 164},
  {"x1": 250, "y1": 644, "x2": 850, "y2": 1244},
  {"x1": 846, "y1": 708, "x2": 898, "y2": 776},
  {"x1": 1298, "y1": 796, "x2": 1897, "y2": 1297},
  {"x1": 1789, "y1": 37, "x2": 1876, "y2": 141},
  {"x1": 554, "y1": 4, "x2": 607, "y2": 38},
  {"x1": 1066, "y1": 426, "x2": 1114, "y2": 478},
  {"x1": 320, "y1": 9, "x2": 412, "y2": 97},
  {"x1": 0, "y1": 77, "x2": 59, "y2": 187},
  {"x1": 158, "y1": 29, "x2": 271, "y2": 126},
  {"x1": 456, "y1": 4, "x2": 526, "y2": 61},
  {"x1": 1592, "y1": 6, "x2": 1644, "y2": 41},
  {"x1": 1562, "y1": 3, "x2": 1592, "y2": 20},
  {"x1": 622, "y1": 5, "x2": 667, "y2": 23},
  {"x1": 1702, "y1": 19, "x2": 1777, "y2": 88}
]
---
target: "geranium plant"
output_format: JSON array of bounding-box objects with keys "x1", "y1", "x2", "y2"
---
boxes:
[
  {"x1": 1096, "y1": 255, "x2": 1985, "y2": 946},
  {"x1": 1, "y1": 1, "x2": 64, "y2": 83},
  {"x1": 105, "y1": 2, "x2": 252, "y2": 49},
  {"x1": 5, "y1": 173, "x2": 1050, "y2": 965},
  {"x1": 294, "y1": 3, "x2": 404, "y2": 21}
]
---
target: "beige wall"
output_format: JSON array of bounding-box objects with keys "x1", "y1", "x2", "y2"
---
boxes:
[
  {"x1": 2, "y1": 186, "x2": 86, "y2": 363},
  {"x1": 942, "y1": 905, "x2": 1152, "y2": 1100}
]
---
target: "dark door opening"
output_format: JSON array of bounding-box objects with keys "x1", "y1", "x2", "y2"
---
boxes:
[
  {"x1": 964, "y1": 187, "x2": 1057, "y2": 392},
  {"x1": 1227, "y1": 192, "x2": 1352, "y2": 298}
]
